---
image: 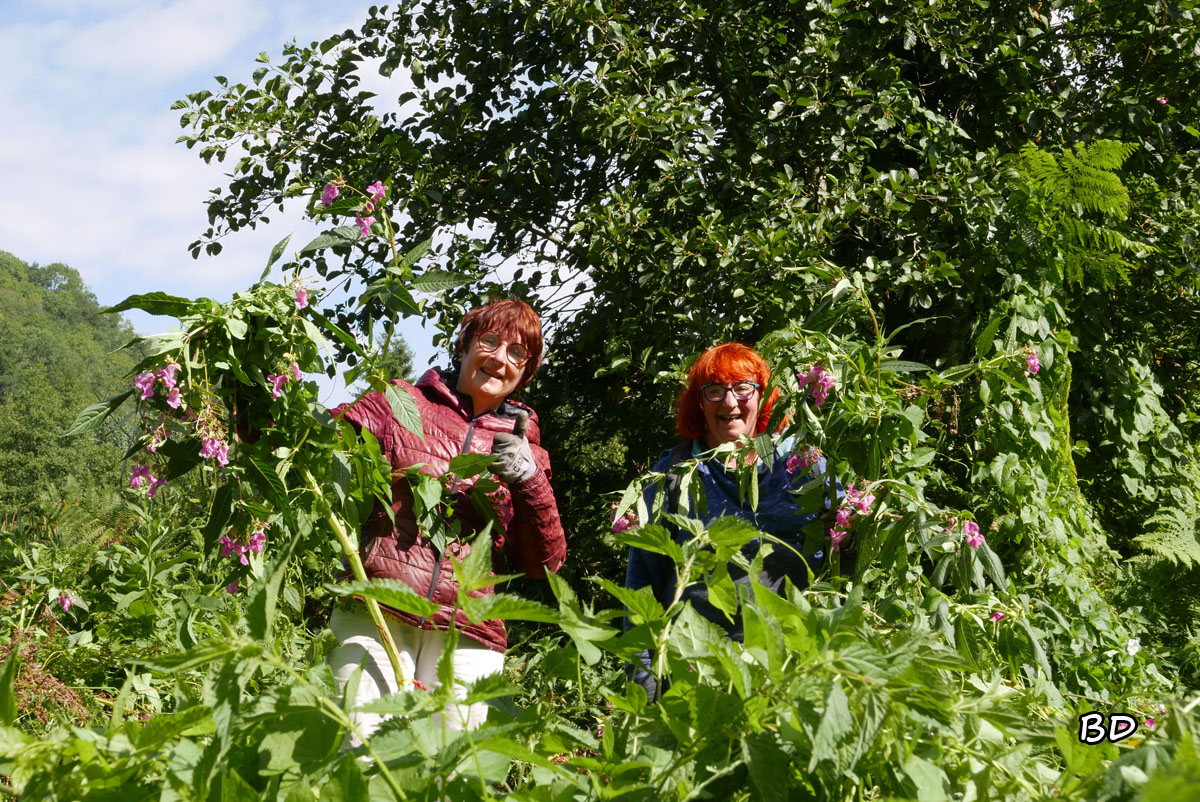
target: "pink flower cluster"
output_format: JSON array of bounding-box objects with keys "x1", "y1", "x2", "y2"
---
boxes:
[
  {"x1": 135, "y1": 363, "x2": 183, "y2": 407},
  {"x1": 799, "y1": 363, "x2": 836, "y2": 408},
  {"x1": 219, "y1": 528, "x2": 266, "y2": 566},
  {"x1": 266, "y1": 362, "x2": 303, "y2": 398},
  {"x1": 58, "y1": 593, "x2": 75, "y2": 612},
  {"x1": 200, "y1": 437, "x2": 230, "y2": 467},
  {"x1": 1025, "y1": 349, "x2": 1040, "y2": 376},
  {"x1": 295, "y1": 287, "x2": 309, "y2": 310},
  {"x1": 320, "y1": 183, "x2": 340, "y2": 207},
  {"x1": 963, "y1": 520, "x2": 985, "y2": 548},
  {"x1": 612, "y1": 510, "x2": 638, "y2": 533},
  {"x1": 355, "y1": 180, "x2": 388, "y2": 236},
  {"x1": 786, "y1": 445, "x2": 821, "y2": 474},
  {"x1": 828, "y1": 481, "x2": 875, "y2": 552},
  {"x1": 130, "y1": 464, "x2": 167, "y2": 498}
]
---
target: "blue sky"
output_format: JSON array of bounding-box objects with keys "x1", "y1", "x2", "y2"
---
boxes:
[{"x1": 0, "y1": 0, "x2": 441, "y2": 403}]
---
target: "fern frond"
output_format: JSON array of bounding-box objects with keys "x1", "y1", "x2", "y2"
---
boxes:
[{"x1": 1135, "y1": 466, "x2": 1200, "y2": 568}]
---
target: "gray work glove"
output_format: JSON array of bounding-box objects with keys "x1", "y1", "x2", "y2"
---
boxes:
[{"x1": 490, "y1": 411, "x2": 537, "y2": 484}]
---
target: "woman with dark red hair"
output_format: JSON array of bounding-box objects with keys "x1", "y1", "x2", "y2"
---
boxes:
[
  {"x1": 624, "y1": 342, "x2": 828, "y2": 701},
  {"x1": 329, "y1": 298, "x2": 566, "y2": 741}
]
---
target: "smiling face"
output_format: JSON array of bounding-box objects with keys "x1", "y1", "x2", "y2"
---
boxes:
[
  {"x1": 701, "y1": 381, "x2": 761, "y2": 449},
  {"x1": 456, "y1": 332, "x2": 524, "y2": 414}
]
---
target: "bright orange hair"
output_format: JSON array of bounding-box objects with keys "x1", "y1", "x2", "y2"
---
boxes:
[
  {"x1": 676, "y1": 343, "x2": 780, "y2": 440},
  {"x1": 454, "y1": 298, "x2": 544, "y2": 388}
]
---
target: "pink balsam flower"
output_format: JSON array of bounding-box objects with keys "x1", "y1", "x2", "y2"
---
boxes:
[
  {"x1": 289, "y1": 361, "x2": 302, "y2": 382},
  {"x1": 295, "y1": 288, "x2": 308, "y2": 310},
  {"x1": 135, "y1": 372, "x2": 156, "y2": 400},
  {"x1": 356, "y1": 214, "x2": 376, "y2": 237},
  {"x1": 1146, "y1": 717, "x2": 1156, "y2": 729},
  {"x1": 1025, "y1": 350, "x2": 1040, "y2": 376},
  {"x1": 964, "y1": 521, "x2": 985, "y2": 548},
  {"x1": 990, "y1": 611, "x2": 1006, "y2": 622},
  {"x1": 58, "y1": 593, "x2": 75, "y2": 612},
  {"x1": 130, "y1": 464, "x2": 151, "y2": 488},
  {"x1": 267, "y1": 373, "x2": 288, "y2": 398},
  {"x1": 829, "y1": 527, "x2": 850, "y2": 552},
  {"x1": 157, "y1": 363, "x2": 180, "y2": 389},
  {"x1": 226, "y1": 581, "x2": 240, "y2": 595},
  {"x1": 248, "y1": 529, "x2": 266, "y2": 555},
  {"x1": 166, "y1": 387, "x2": 182, "y2": 409},
  {"x1": 320, "y1": 183, "x2": 340, "y2": 207},
  {"x1": 366, "y1": 180, "x2": 388, "y2": 202},
  {"x1": 147, "y1": 475, "x2": 167, "y2": 499}
]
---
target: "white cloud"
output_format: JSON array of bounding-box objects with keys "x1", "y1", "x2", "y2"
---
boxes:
[{"x1": 0, "y1": 2, "x2": 443, "y2": 406}]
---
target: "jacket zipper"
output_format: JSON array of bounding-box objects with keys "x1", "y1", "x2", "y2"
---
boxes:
[{"x1": 460, "y1": 419, "x2": 476, "y2": 455}]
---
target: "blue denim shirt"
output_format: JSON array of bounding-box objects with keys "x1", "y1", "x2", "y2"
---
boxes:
[{"x1": 624, "y1": 437, "x2": 831, "y2": 643}]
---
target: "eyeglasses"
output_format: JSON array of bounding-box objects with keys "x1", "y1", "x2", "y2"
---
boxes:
[
  {"x1": 700, "y1": 381, "x2": 760, "y2": 403},
  {"x1": 476, "y1": 331, "x2": 529, "y2": 366}
]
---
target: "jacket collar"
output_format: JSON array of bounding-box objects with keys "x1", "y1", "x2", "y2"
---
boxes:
[{"x1": 417, "y1": 368, "x2": 528, "y2": 423}]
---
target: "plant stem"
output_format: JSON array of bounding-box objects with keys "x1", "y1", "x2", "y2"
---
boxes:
[{"x1": 301, "y1": 469, "x2": 408, "y2": 689}]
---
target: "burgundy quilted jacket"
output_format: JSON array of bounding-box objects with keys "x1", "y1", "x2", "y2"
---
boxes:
[{"x1": 332, "y1": 368, "x2": 566, "y2": 652}]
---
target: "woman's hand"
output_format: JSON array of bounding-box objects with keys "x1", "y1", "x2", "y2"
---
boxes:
[{"x1": 491, "y1": 411, "x2": 537, "y2": 483}]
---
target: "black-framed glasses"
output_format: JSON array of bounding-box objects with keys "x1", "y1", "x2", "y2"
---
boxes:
[
  {"x1": 700, "y1": 381, "x2": 760, "y2": 403},
  {"x1": 476, "y1": 331, "x2": 529, "y2": 366}
]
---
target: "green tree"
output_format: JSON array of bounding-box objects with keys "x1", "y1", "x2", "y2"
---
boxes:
[
  {"x1": 0, "y1": 251, "x2": 139, "y2": 510},
  {"x1": 178, "y1": 0, "x2": 1200, "y2": 580}
]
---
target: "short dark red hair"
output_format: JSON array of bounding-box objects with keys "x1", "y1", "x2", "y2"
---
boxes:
[
  {"x1": 454, "y1": 298, "x2": 544, "y2": 388},
  {"x1": 676, "y1": 343, "x2": 780, "y2": 440}
]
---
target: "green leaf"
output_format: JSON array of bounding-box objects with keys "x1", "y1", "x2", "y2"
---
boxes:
[
  {"x1": 411, "y1": 270, "x2": 472, "y2": 294},
  {"x1": 707, "y1": 516, "x2": 762, "y2": 549},
  {"x1": 743, "y1": 732, "x2": 791, "y2": 802},
  {"x1": 462, "y1": 593, "x2": 563, "y2": 625},
  {"x1": 137, "y1": 639, "x2": 238, "y2": 672},
  {"x1": 618, "y1": 524, "x2": 685, "y2": 565},
  {"x1": 448, "y1": 452, "x2": 496, "y2": 478},
  {"x1": 297, "y1": 226, "x2": 361, "y2": 255},
  {"x1": 246, "y1": 457, "x2": 292, "y2": 525},
  {"x1": 261, "y1": 233, "x2": 292, "y2": 282},
  {"x1": 384, "y1": 383, "x2": 423, "y2": 438},
  {"x1": 328, "y1": 579, "x2": 440, "y2": 618},
  {"x1": 591, "y1": 578, "x2": 666, "y2": 624},
  {"x1": 809, "y1": 681, "x2": 853, "y2": 768},
  {"x1": 0, "y1": 650, "x2": 17, "y2": 726},
  {"x1": 938, "y1": 364, "x2": 977, "y2": 383},
  {"x1": 64, "y1": 390, "x2": 133, "y2": 437},
  {"x1": 903, "y1": 753, "x2": 950, "y2": 802},
  {"x1": 878, "y1": 359, "x2": 932, "y2": 373},
  {"x1": 306, "y1": 309, "x2": 364, "y2": 356},
  {"x1": 102, "y1": 291, "x2": 194, "y2": 317},
  {"x1": 244, "y1": 524, "x2": 302, "y2": 641}
]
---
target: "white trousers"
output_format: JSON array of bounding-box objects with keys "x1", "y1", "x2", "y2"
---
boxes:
[{"x1": 328, "y1": 606, "x2": 505, "y2": 745}]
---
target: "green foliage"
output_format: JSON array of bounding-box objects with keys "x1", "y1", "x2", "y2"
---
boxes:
[
  {"x1": 0, "y1": 252, "x2": 140, "y2": 511},
  {"x1": 4, "y1": 0, "x2": 1200, "y2": 797}
]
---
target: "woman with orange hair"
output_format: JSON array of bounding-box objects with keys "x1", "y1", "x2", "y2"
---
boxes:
[{"x1": 624, "y1": 342, "x2": 828, "y2": 701}]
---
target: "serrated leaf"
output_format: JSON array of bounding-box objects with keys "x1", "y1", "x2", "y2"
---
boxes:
[
  {"x1": 448, "y1": 453, "x2": 495, "y2": 478},
  {"x1": 64, "y1": 390, "x2": 134, "y2": 437},
  {"x1": 102, "y1": 291, "x2": 194, "y2": 317},
  {"x1": 384, "y1": 383, "x2": 423, "y2": 438},
  {"x1": 411, "y1": 270, "x2": 473, "y2": 294},
  {"x1": 809, "y1": 681, "x2": 853, "y2": 768},
  {"x1": 297, "y1": 226, "x2": 361, "y2": 255},
  {"x1": 328, "y1": 579, "x2": 440, "y2": 618}
]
